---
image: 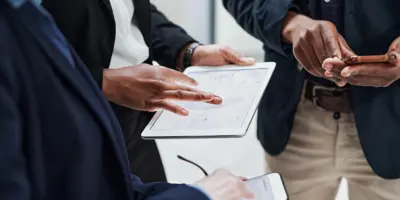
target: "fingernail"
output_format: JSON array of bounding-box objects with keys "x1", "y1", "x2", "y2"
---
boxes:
[
  {"x1": 341, "y1": 68, "x2": 351, "y2": 77},
  {"x1": 181, "y1": 109, "x2": 189, "y2": 116},
  {"x1": 323, "y1": 63, "x2": 333, "y2": 70},
  {"x1": 240, "y1": 57, "x2": 256, "y2": 64},
  {"x1": 325, "y1": 71, "x2": 333, "y2": 77},
  {"x1": 212, "y1": 96, "x2": 223, "y2": 104}
]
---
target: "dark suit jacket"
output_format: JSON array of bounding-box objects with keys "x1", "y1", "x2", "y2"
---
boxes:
[
  {"x1": 0, "y1": 1, "x2": 208, "y2": 199},
  {"x1": 41, "y1": 0, "x2": 196, "y2": 177},
  {"x1": 223, "y1": 0, "x2": 400, "y2": 179}
]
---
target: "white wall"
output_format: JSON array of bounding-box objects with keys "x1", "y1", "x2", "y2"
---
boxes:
[
  {"x1": 214, "y1": 0, "x2": 263, "y2": 59},
  {"x1": 150, "y1": 0, "x2": 212, "y2": 43},
  {"x1": 150, "y1": 0, "x2": 264, "y2": 60}
]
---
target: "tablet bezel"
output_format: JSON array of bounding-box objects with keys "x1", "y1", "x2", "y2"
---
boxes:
[{"x1": 141, "y1": 63, "x2": 276, "y2": 139}]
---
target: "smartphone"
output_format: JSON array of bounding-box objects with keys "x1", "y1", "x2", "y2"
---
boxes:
[
  {"x1": 245, "y1": 173, "x2": 288, "y2": 200},
  {"x1": 343, "y1": 53, "x2": 397, "y2": 65}
]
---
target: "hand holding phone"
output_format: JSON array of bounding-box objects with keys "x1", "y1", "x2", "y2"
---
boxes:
[
  {"x1": 324, "y1": 35, "x2": 400, "y2": 87},
  {"x1": 343, "y1": 52, "x2": 397, "y2": 65},
  {"x1": 178, "y1": 155, "x2": 287, "y2": 200},
  {"x1": 195, "y1": 169, "x2": 254, "y2": 200}
]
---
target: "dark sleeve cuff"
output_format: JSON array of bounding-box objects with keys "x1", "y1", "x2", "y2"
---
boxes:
[
  {"x1": 149, "y1": 185, "x2": 210, "y2": 200},
  {"x1": 130, "y1": 174, "x2": 209, "y2": 200},
  {"x1": 88, "y1": 67, "x2": 104, "y2": 89}
]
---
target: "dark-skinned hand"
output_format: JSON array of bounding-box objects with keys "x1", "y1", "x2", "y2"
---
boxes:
[
  {"x1": 102, "y1": 64, "x2": 222, "y2": 116},
  {"x1": 282, "y1": 12, "x2": 351, "y2": 85},
  {"x1": 323, "y1": 36, "x2": 400, "y2": 87}
]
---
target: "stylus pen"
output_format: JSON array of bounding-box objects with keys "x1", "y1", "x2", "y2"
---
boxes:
[{"x1": 177, "y1": 155, "x2": 209, "y2": 176}]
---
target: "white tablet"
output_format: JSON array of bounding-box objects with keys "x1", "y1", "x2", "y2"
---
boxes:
[{"x1": 141, "y1": 62, "x2": 276, "y2": 139}]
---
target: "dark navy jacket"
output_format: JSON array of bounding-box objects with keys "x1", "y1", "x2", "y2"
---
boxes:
[
  {"x1": 223, "y1": 0, "x2": 400, "y2": 179},
  {"x1": 0, "y1": 1, "x2": 209, "y2": 199}
]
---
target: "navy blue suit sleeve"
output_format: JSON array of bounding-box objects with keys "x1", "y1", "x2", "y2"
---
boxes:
[
  {"x1": 130, "y1": 174, "x2": 210, "y2": 200},
  {"x1": 0, "y1": 54, "x2": 30, "y2": 200},
  {"x1": 222, "y1": 0, "x2": 296, "y2": 56},
  {"x1": 150, "y1": 4, "x2": 197, "y2": 69}
]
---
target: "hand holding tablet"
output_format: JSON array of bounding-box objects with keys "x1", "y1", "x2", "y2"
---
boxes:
[{"x1": 141, "y1": 62, "x2": 276, "y2": 139}]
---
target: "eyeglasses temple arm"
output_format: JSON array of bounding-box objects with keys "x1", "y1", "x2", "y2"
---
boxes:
[{"x1": 177, "y1": 155, "x2": 209, "y2": 176}]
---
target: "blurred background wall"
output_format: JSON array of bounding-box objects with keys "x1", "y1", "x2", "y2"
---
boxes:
[{"x1": 151, "y1": 0, "x2": 264, "y2": 60}]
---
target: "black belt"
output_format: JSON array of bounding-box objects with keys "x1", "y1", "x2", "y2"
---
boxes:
[{"x1": 304, "y1": 81, "x2": 352, "y2": 113}]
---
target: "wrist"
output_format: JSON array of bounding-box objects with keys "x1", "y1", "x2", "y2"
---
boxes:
[
  {"x1": 177, "y1": 42, "x2": 202, "y2": 71},
  {"x1": 177, "y1": 43, "x2": 192, "y2": 70},
  {"x1": 190, "y1": 44, "x2": 206, "y2": 66},
  {"x1": 102, "y1": 69, "x2": 115, "y2": 101}
]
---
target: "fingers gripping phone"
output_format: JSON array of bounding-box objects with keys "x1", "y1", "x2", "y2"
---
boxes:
[
  {"x1": 343, "y1": 52, "x2": 397, "y2": 65},
  {"x1": 245, "y1": 173, "x2": 288, "y2": 200}
]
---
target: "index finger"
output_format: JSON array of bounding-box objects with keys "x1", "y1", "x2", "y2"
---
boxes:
[
  {"x1": 160, "y1": 90, "x2": 214, "y2": 102},
  {"x1": 162, "y1": 82, "x2": 223, "y2": 104},
  {"x1": 321, "y1": 22, "x2": 342, "y2": 59},
  {"x1": 239, "y1": 179, "x2": 255, "y2": 199},
  {"x1": 322, "y1": 57, "x2": 348, "y2": 86},
  {"x1": 337, "y1": 34, "x2": 356, "y2": 59},
  {"x1": 322, "y1": 57, "x2": 346, "y2": 71}
]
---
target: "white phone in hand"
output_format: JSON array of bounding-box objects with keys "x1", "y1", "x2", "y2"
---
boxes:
[{"x1": 245, "y1": 173, "x2": 288, "y2": 200}]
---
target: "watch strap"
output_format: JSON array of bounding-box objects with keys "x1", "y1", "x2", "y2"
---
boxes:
[{"x1": 183, "y1": 42, "x2": 202, "y2": 69}]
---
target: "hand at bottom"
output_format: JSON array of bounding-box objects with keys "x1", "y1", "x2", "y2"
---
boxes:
[{"x1": 195, "y1": 169, "x2": 254, "y2": 200}]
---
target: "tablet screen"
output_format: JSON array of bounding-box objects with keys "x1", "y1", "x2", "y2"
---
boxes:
[{"x1": 149, "y1": 67, "x2": 270, "y2": 132}]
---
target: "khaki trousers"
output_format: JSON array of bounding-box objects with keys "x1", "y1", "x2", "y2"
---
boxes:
[{"x1": 265, "y1": 93, "x2": 400, "y2": 200}]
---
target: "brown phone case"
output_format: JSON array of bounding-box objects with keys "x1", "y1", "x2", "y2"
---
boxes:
[{"x1": 343, "y1": 53, "x2": 397, "y2": 65}]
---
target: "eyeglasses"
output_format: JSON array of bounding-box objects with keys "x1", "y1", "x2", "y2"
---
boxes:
[{"x1": 177, "y1": 155, "x2": 209, "y2": 176}]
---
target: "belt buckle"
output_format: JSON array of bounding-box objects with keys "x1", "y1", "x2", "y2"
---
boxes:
[{"x1": 311, "y1": 85, "x2": 337, "y2": 106}]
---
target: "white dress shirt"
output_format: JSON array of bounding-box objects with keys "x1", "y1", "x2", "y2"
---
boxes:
[{"x1": 109, "y1": 0, "x2": 149, "y2": 69}]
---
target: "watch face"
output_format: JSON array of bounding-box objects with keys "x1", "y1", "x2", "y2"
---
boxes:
[{"x1": 184, "y1": 43, "x2": 202, "y2": 68}]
